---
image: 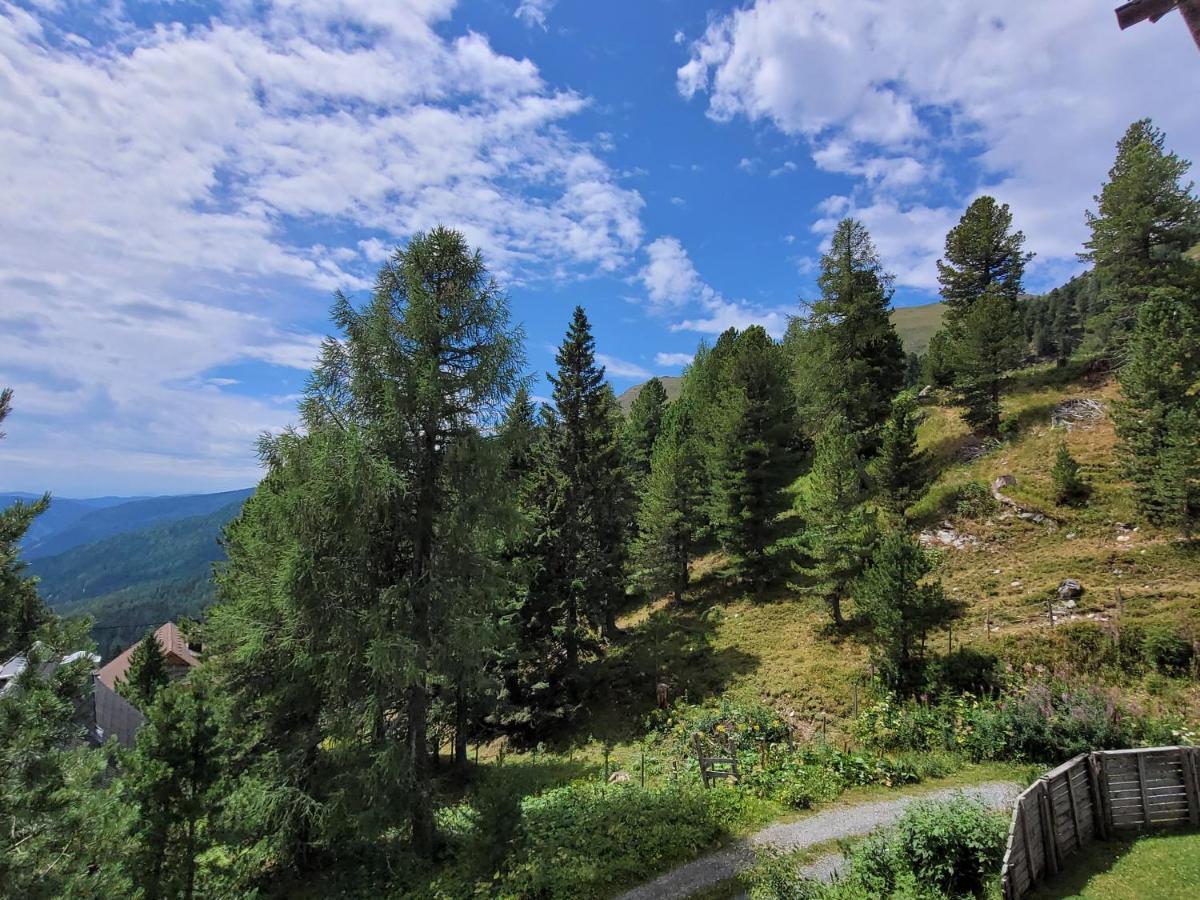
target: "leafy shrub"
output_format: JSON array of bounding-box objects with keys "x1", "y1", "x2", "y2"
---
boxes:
[
  {"x1": 498, "y1": 781, "x2": 769, "y2": 899},
  {"x1": 653, "y1": 699, "x2": 793, "y2": 758},
  {"x1": 1142, "y1": 626, "x2": 1194, "y2": 677},
  {"x1": 743, "y1": 847, "x2": 823, "y2": 900},
  {"x1": 889, "y1": 795, "x2": 1007, "y2": 897},
  {"x1": 928, "y1": 648, "x2": 1001, "y2": 698},
  {"x1": 953, "y1": 481, "x2": 995, "y2": 518},
  {"x1": 743, "y1": 759, "x2": 845, "y2": 809}
]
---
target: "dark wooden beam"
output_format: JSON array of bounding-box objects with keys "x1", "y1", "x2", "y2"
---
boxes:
[
  {"x1": 1180, "y1": 0, "x2": 1200, "y2": 49},
  {"x1": 1115, "y1": 0, "x2": 1179, "y2": 30}
]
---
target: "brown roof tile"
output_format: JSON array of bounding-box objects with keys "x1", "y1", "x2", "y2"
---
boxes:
[{"x1": 96, "y1": 622, "x2": 200, "y2": 690}]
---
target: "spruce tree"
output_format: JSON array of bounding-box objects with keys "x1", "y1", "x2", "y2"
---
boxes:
[
  {"x1": 121, "y1": 629, "x2": 170, "y2": 709},
  {"x1": 513, "y1": 307, "x2": 631, "y2": 732},
  {"x1": 869, "y1": 391, "x2": 928, "y2": 519},
  {"x1": 1114, "y1": 287, "x2": 1200, "y2": 532},
  {"x1": 935, "y1": 197, "x2": 1031, "y2": 436},
  {"x1": 623, "y1": 376, "x2": 668, "y2": 497},
  {"x1": 0, "y1": 389, "x2": 50, "y2": 659},
  {"x1": 1084, "y1": 119, "x2": 1200, "y2": 349},
  {"x1": 633, "y1": 400, "x2": 703, "y2": 603},
  {"x1": 853, "y1": 531, "x2": 960, "y2": 695},
  {"x1": 713, "y1": 326, "x2": 797, "y2": 591},
  {"x1": 499, "y1": 383, "x2": 539, "y2": 481},
  {"x1": 1051, "y1": 443, "x2": 1091, "y2": 507},
  {"x1": 679, "y1": 329, "x2": 740, "y2": 535},
  {"x1": 127, "y1": 681, "x2": 218, "y2": 900},
  {"x1": 791, "y1": 218, "x2": 905, "y2": 452},
  {"x1": 797, "y1": 417, "x2": 877, "y2": 627}
]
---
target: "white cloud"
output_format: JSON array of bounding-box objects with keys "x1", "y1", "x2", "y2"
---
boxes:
[
  {"x1": 514, "y1": 0, "x2": 556, "y2": 30},
  {"x1": 655, "y1": 351, "x2": 694, "y2": 367},
  {"x1": 670, "y1": 196, "x2": 687, "y2": 207},
  {"x1": 678, "y1": 0, "x2": 1200, "y2": 286},
  {"x1": 596, "y1": 354, "x2": 651, "y2": 379},
  {"x1": 640, "y1": 236, "x2": 790, "y2": 337},
  {"x1": 737, "y1": 156, "x2": 760, "y2": 173},
  {"x1": 769, "y1": 160, "x2": 798, "y2": 177},
  {"x1": 0, "y1": 1, "x2": 644, "y2": 492}
]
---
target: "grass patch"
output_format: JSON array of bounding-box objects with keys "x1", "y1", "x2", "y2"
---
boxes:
[{"x1": 1030, "y1": 831, "x2": 1200, "y2": 899}]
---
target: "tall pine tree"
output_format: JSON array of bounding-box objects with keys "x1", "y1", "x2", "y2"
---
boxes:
[
  {"x1": 713, "y1": 326, "x2": 797, "y2": 592},
  {"x1": 935, "y1": 197, "x2": 1031, "y2": 436},
  {"x1": 869, "y1": 390, "x2": 928, "y2": 519},
  {"x1": 797, "y1": 416, "x2": 877, "y2": 627},
  {"x1": 1084, "y1": 119, "x2": 1200, "y2": 350},
  {"x1": 633, "y1": 400, "x2": 704, "y2": 604},
  {"x1": 120, "y1": 629, "x2": 170, "y2": 710},
  {"x1": 0, "y1": 389, "x2": 49, "y2": 659},
  {"x1": 623, "y1": 376, "x2": 668, "y2": 498},
  {"x1": 790, "y1": 218, "x2": 905, "y2": 453},
  {"x1": 512, "y1": 308, "x2": 631, "y2": 734},
  {"x1": 1114, "y1": 286, "x2": 1200, "y2": 533}
]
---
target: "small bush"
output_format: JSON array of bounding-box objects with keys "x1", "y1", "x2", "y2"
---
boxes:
[
  {"x1": 743, "y1": 847, "x2": 824, "y2": 900},
  {"x1": 954, "y1": 481, "x2": 995, "y2": 518},
  {"x1": 890, "y1": 795, "x2": 1007, "y2": 897},
  {"x1": 928, "y1": 648, "x2": 1001, "y2": 698},
  {"x1": 1142, "y1": 627, "x2": 1194, "y2": 677},
  {"x1": 1051, "y1": 443, "x2": 1091, "y2": 506}
]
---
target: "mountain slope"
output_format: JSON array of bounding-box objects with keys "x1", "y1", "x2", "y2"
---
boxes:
[
  {"x1": 0, "y1": 493, "x2": 136, "y2": 548},
  {"x1": 30, "y1": 501, "x2": 242, "y2": 606},
  {"x1": 617, "y1": 375, "x2": 683, "y2": 412},
  {"x1": 23, "y1": 488, "x2": 253, "y2": 559}
]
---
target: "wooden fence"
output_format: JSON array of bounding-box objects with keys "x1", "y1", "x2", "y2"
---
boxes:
[{"x1": 1001, "y1": 746, "x2": 1200, "y2": 899}]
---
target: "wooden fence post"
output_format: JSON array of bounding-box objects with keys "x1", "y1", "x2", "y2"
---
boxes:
[
  {"x1": 1038, "y1": 781, "x2": 1060, "y2": 876},
  {"x1": 1184, "y1": 747, "x2": 1200, "y2": 828},
  {"x1": 1065, "y1": 765, "x2": 1083, "y2": 852},
  {"x1": 1135, "y1": 752, "x2": 1151, "y2": 829}
]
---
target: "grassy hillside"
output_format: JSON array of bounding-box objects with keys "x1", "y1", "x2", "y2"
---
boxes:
[
  {"x1": 23, "y1": 487, "x2": 252, "y2": 559},
  {"x1": 595, "y1": 360, "x2": 1199, "y2": 742},
  {"x1": 617, "y1": 375, "x2": 683, "y2": 412},
  {"x1": 889, "y1": 301, "x2": 945, "y2": 354}
]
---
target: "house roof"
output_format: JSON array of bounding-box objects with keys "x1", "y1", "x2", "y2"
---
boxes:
[{"x1": 96, "y1": 622, "x2": 200, "y2": 690}]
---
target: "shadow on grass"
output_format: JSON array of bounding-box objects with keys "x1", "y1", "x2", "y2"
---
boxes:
[{"x1": 572, "y1": 573, "x2": 761, "y2": 747}]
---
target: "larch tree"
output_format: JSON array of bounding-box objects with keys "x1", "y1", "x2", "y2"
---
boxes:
[
  {"x1": 633, "y1": 400, "x2": 703, "y2": 604},
  {"x1": 0, "y1": 389, "x2": 50, "y2": 659},
  {"x1": 713, "y1": 326, "x2": 797, "y2": 592},
  {"x1": 797, "y1": 416, "x2": 877, "y2": 627},
  {"x1": 210, "y1": 227, "x2": 522, "y2": 860},
  {"x1": 790, "y1": 218, "x2": 905, "y2": 453},
  {"x1": 1083, "y1": 119, "x2": 1200, "y2": 351},
  {"x1": 935, "y1": 197, "x2": 1031, "y2": 437}
]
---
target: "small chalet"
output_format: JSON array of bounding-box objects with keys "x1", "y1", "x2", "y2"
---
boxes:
[{"x1": 96, "y1": 621, "x2": 201, "y2": 691}]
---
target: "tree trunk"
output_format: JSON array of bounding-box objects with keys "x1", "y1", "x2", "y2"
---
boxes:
[
  {"x1": 454, "y1": 681, "x2": 469, "y2": 770},
  {"x1": 828, "y1": 592, "x2": 845, "y2": 627}
]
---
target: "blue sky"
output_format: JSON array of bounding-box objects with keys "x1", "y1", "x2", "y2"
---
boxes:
[{"x1": 2, "y1": 0, "x2": 1198, "y2": 496}]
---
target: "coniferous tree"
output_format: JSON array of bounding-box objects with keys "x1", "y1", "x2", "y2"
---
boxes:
[
  {"x1": 951, "y1": 289, "x2": 1025, "y2": 436},
  {"x1": 854, "y1": 532, "x2": 961, "y2": 695},
  {"x1": 679, "y1": 329, "x2": 740, "y2": 536},
  {"x1": 127, "y1": 681, "x2": 218, "y2": 900},
  {"x1": 210, "y1": 227, "x2": 522, "y2": 860},
  {"x1": 121, "y1": 630, "x2": 170, "y2": 709},
  {"x1": 633, "y1": 400, "x2": 703, "y2": 603},
  {"x1": 513, "y1": 308, "x2": 631, "y2": 733},
  {"x1": 797, "y1": 417, "x2": 877, "y2": 627},
  {"x1": 791, "y1": 219, "x2": 905, "y2": 452},
  {"x1": 0, "y1": 389, "x2": 50, "y2": 659},
  {"x1": 922, "y1": 329, "x2": 956, "y2": 388},
  {"x1": 935, "y1": 197, "x2": 1031, "y2": 437},
  {"x1": 1114, "y1": 287, "x2": 1200, "y2": 532},
  {"x1": 1051, "y1": 443, "x2": 1091, "y2": 507},
  {"x1": 1083, "y1": 119, "x2": 1200, "y2": 350},
  {"x1": 623, "y1": 376, "x2": 668, "y2": 497},
  {"x1": 500, "y1": 383, "x2": 539, "y2": 481},
  {"x1": 714, "y1": 326, "x2": 797, "y2": 591},
  {"x1": 937, "y1": 196, "x2": 1032, "y2": 322},
  {"x1": 869, "y1": 391, "x2": 928, "y2": 519}
]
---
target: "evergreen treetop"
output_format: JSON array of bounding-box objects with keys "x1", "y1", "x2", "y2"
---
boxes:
[{"x1": 937, "y1": 196, "x2": 1033, "y2": 321}]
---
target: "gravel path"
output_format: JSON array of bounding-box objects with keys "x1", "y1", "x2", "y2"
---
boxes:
[{"x1": 616, "y1": 781, "x2": 1021, "y2": 900}]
